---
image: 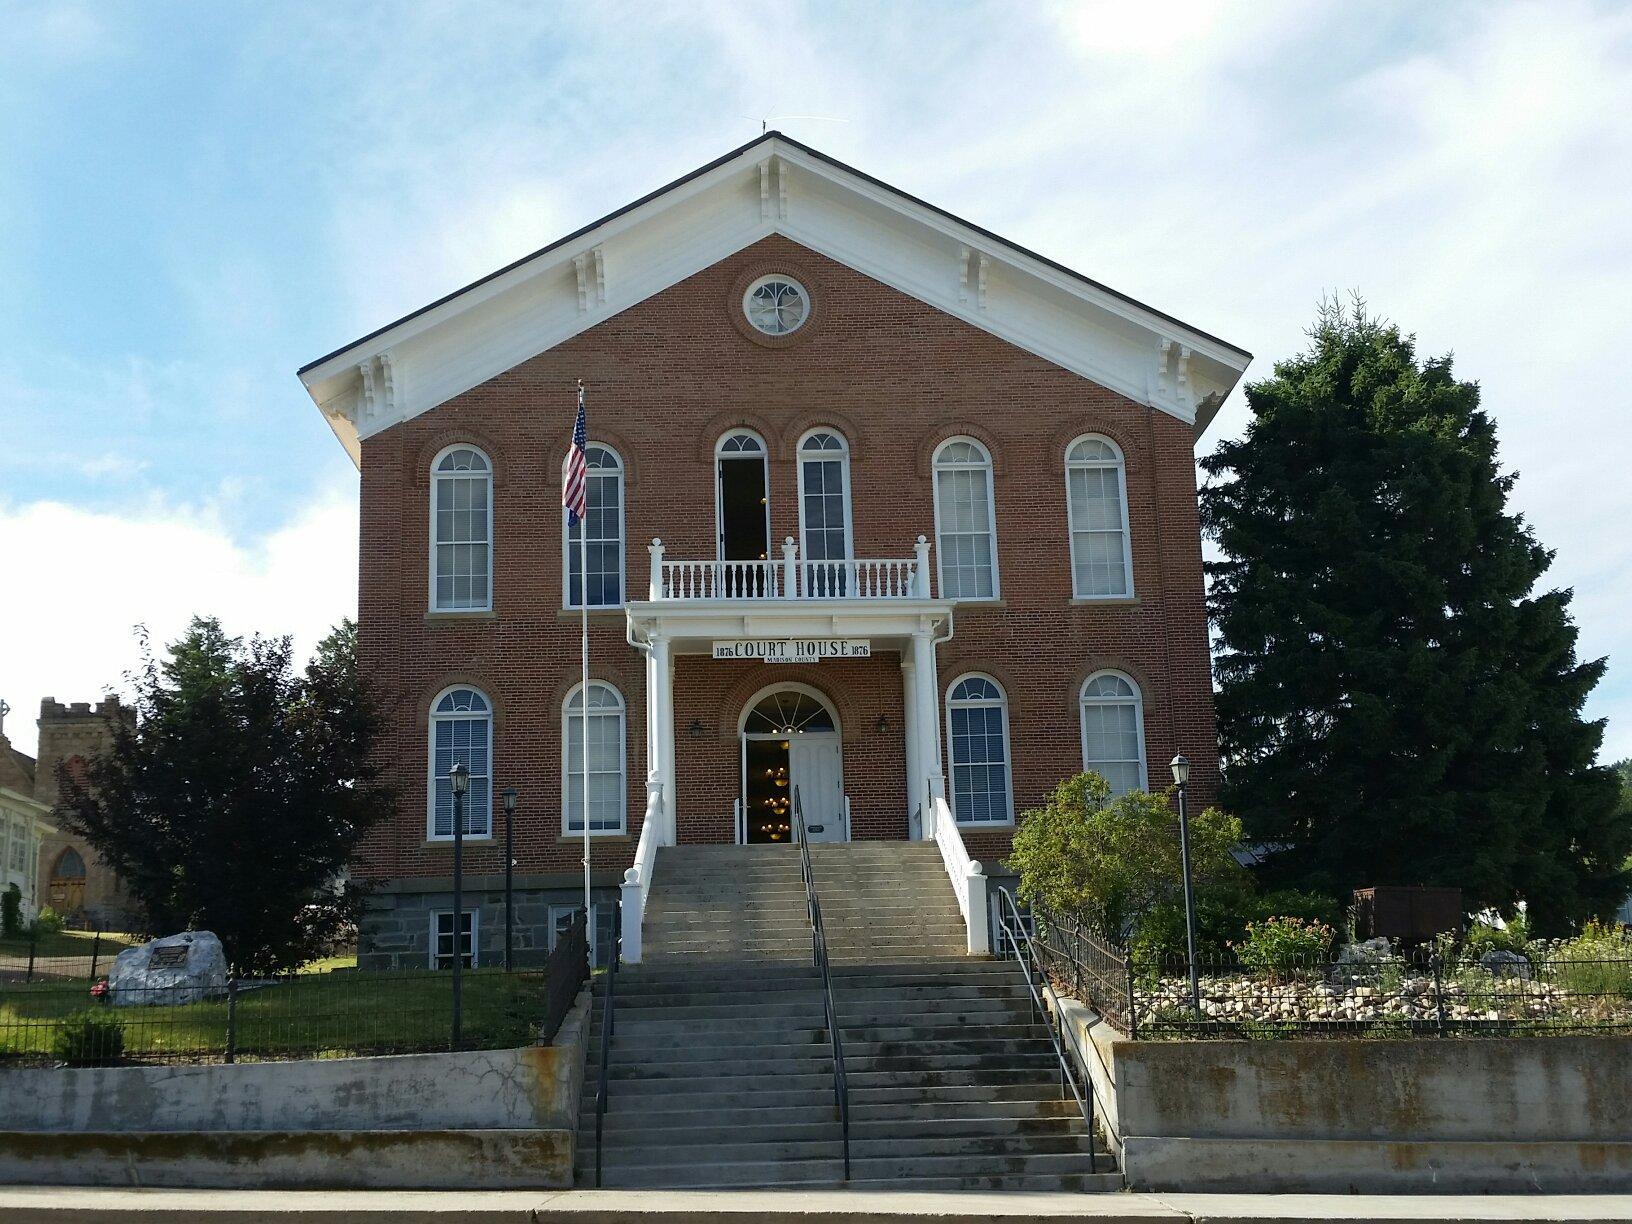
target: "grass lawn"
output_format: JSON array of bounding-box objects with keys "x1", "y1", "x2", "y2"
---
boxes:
[
  {"x1": 0, "y1": 930, "x2": 141, "y2": 957},
  {"x1": 0, "y1": 969, "x2": 550, "y2": 1064}
]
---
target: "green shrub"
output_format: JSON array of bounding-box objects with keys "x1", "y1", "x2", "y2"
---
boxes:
[
  {"x1": 53, "y1": 1011, "x2": 125, "y2": 1066},
  {"x1": 1233, "y1": 916, "x2": 1334, "y2": 982},
  {"x1": 31, "y1": 907, "x2": 66, "y2": 936},
  {"x1": 1552, "y1": 919, "x2": 1632, "y2": 998},
  {"x1": 1, "y1": 884, "x2": 20, "y2": 938},
  {"x1": 1010, "y1": 772, "x2": 1245, "y2": 935},
  {"x1": 1465, "y1": 912, "x2": 1529, "y2": 959}
]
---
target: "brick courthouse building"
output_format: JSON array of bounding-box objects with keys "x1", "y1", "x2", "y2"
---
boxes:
[{"x1": 298, "y1": 134, "x2": 1250, "y2": 968}]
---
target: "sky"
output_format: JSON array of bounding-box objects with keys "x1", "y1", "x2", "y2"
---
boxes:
[{"x1": 1, "y1": 1, "x2": 1630, "y2": 762}]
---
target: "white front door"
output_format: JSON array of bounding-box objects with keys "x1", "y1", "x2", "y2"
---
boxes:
[{"x1": 791, "y1": 734, "x2": 845, "y2": 842}]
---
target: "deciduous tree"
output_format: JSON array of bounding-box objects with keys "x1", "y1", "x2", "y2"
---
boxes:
[{"x1": 59, "y1": 617, "x2": 392, "y2": 973}]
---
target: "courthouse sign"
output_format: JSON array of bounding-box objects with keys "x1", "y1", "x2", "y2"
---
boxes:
[{"x1": 712, "y1": 639, "x2": 872, "y2": 663}]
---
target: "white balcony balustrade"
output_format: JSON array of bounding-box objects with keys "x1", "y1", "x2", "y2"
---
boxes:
[{"x1": 647, "y1": 537, "x2": 934, "y2": 602}]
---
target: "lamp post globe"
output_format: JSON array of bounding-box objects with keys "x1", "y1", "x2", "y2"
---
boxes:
[{"x1": 1170, "y1": 754, "x2": 1190, "y2": 787}]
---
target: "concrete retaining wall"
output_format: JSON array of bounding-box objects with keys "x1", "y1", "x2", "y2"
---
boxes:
[
  {"x1": 1051, "y1": 991, "x2": 1632, "y2": 1193},
  {"x1": 0, "y1": 988, "x2": 591, "y2": 1189}
]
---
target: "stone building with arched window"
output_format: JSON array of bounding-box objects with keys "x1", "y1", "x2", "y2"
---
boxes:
[{"x1": 0, "y1": 696, "x2": 140, "y2": 931}]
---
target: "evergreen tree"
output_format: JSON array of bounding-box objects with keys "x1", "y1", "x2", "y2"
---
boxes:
[
  {"x1": 59, "y1": 617, "x2": 392, "y2": 972},
  {"x1": 1201, "y1": 299, "x2": 1627, "y2": 932}
]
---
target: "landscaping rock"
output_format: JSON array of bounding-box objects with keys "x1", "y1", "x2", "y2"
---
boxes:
[
  {"x1": 107, "y1": 931, "x2": 228, "y2": 1007},
  {"x1": 1480, "y1": 949, "x2": 1534, "y2": 980}
]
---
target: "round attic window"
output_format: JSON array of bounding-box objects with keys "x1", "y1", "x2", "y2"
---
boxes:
[{"x1": 742, "y1": 275, "x2": 810, "y2": 336}]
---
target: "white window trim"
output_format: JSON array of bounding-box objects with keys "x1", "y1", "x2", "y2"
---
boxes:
[
  {"x1": 1078, "y1": 670, "x2": 1149, "y2": 794},
  {"x1": 1065, "y1": 434, "x2": 1135, "y2": 600},
  {"x1": 943, "y1": 672, "x2": 1016, "y2": 827},
  {"x1": 931, "y1": 436, "x2": 1001, "y2": 602},
  {"x1": 561, "y1": 681, "x2": 628, "y2": 836},
  {"x1": 429, "y1": 907, "x2": 479, "y2": 969},
  {"x1": 428, "y1": 443, "x2": 494, "y2": 613},
  {"x1": 742, "y1": 274, "x2": 811, "y2": 335},
  {"x1": 714, "y1": 429, "x2": 772, "y2": 564},
  {"x1": 796, "y1": 428, "x2": 855, "y2": 573},
  {"x1": 560, "y1": 442, "x2": 626, "y2": 611},
  {"x1": 549, "y1": 900, "x2": 616, "y2": 969},
  {"x1": 425, "y1": 685, "x2": 494, "y2": 842}
]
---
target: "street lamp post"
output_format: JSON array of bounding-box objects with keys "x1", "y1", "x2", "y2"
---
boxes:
[
  {"x1": 502, "y1": 787, "x2": 518, "y2": 973},
  {"x1": 1170, "y1": 754, "x2": 1201, "y2": 1016},
  {"x1": 449, "y1": 761, "x2": 469, "y2": 1050}
]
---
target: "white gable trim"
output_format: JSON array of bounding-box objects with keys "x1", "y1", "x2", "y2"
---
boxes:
[{"x1": 300, "y1": 136, "x2": 1250, "y2": 464}]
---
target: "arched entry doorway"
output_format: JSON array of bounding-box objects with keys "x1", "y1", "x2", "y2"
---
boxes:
[
  {"x1": 739, "y1": 686, "x2": 845, "y2": 844},
  {"x1": 49, "y1": 846, "x2": 87, "y2": 917}
]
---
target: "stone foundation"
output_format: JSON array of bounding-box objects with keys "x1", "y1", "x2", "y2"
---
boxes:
[{"x1": 358, "y1": 884, "x2": 618, "y2": 970}]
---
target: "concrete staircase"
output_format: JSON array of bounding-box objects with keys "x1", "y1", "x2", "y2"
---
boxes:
[{"x1": 577, "y1": 842, "x2": 1117, "y2": 1191}]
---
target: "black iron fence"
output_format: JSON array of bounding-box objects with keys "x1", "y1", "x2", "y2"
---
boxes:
[
  {"x1": 1028, "y1": 904, "x2": 1632, "y2": 1039},
  {"x1": 0, "y1": 914, "x2": 591, "y2": 1069},
  {"x1": 0, "y1": 931, "x2": 124, "y2": 984}
]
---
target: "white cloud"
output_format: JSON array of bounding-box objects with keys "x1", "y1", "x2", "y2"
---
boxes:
[{"x1": 0, "y1": 485, "x2": 357, "y2": 758}]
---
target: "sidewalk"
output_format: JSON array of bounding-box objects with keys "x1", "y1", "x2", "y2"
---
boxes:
[{"x1": 2, "y1": 1187, "x2": 1631, "y2": 1223}]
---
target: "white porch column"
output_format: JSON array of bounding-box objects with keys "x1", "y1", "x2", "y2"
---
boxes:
[
  {"x1": 910, "y1": 628, "x2": 943, "y2": 814},
  {"x1": 651, "y1": 633, "x2": 677, "y2": 844},
  {"x1": 901, "y1": 653, "x2": 921, "y2": 834}
]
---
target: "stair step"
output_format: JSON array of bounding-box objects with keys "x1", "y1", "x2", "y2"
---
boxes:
[
  {"x1": 590, "y1": 1132, "x2": 1098, "y2": 1166},
  {"x1": 580, "y1": 1151, "x2": 1115, "y2": 1190}
]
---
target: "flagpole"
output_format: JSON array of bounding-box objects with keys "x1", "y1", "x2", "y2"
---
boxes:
[{"x1": 578, "y1": 380, "x2": 591, "y2": 926}]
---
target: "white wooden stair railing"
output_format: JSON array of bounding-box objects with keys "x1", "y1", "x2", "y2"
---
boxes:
[
  {"x1": 618, "y1": 778, "x2": 666, "y2": 964},
  {"x1": 923, "y1": 776, "x2": 990, "y2": 954}
]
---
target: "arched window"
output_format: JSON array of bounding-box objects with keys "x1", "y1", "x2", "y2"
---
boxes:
[
  {"x1": 51, "y1": 847, "x2": 87, "y2": 880},
  {"x1": 933, "y1": 439, "x2": 999, "y2": 599},
  {"x1": 1066, "y1": 436, "x2": 1132, "y2": 598},
  {"x1": 428, "y1": 687, "x2": 492, "y2": 839},
  {"x1": 430, "y1": 446, "x2": 492, "y2": 611},
  {"x1": 1080, "y1": 672, "x2": 1146, "y2": 796},
  {"x1": 743, "y1": 689, "x2": 838, "y2": 735},
  {"x1": 798, "y1": 430, "x2": 852, "y2": 596},
  {"x1": 565, "y1": 444, "x2": 624, "y2": 608},
  {"x1": 564, "y1": 682, "x2": 626, "y2": 834},
  {"x1": 945, "y1": 675, "x2": 1014, "y2": 825}
]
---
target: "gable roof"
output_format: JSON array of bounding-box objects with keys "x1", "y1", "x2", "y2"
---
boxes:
[{"x1": 298, "y1": 132, "x2": 1251, "y2": 464}]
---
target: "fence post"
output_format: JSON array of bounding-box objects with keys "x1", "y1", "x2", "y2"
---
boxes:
[
  {"x1": 1125, "y1": 956, "x2": 1138, "y2": 1040},
  {"x1": 89, "y1": 932, "x2": 102, "y2": 981},
  {"x1": 1431, "y1": 953, "x2": 1447, "y2": 1034},
  {"x1": 225, "y1": 977, "x2": 239, "y2": 1063},
  {"x1": 26, "y1": 930, "x2": 36, "y2": 983}
]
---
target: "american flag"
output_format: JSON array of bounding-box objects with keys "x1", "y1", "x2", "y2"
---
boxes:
[{"x1": 562, "y1": 389, "x2": 587, "y2": 527}]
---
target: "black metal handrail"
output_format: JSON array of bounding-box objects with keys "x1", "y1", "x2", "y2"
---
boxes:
[
  {"x1": 994, "y1": 887, "x2": 1118, "y2": 1169},
  {"x1": 793, "y1": 786, "x2": 851, "y2": 1181},
  {"x1": 593, "y1": 903, "x2": 619, "y2": 1188}
]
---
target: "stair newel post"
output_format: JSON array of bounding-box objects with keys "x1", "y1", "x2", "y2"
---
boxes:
[{"x1": 781, "y1": 537, "x2": 798, "y2": 599}]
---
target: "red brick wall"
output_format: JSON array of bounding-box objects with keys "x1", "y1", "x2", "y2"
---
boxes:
[{"x1": 354, "y1": 234, "x2": 1219, "y2": 883}]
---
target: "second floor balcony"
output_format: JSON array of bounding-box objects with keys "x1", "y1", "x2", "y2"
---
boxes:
[{"x1": 646, "y1": 537, "x2": 934, "y2": 603}]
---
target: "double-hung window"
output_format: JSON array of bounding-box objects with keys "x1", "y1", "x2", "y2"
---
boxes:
[
  {"x1": 933, "y1": 439, "x2": 999, "y2": 599},
  {"x1": 430, "y1": 909, "x2": 477, "y2": 969},
  {"x1": 429, "y1": 687, "x2": 493, "y2": 839},
  {"x1": 565, "y1": 444, "x2": 624, "y2": 608},
  {"x1": 945, "y1": 674, "x2": 1014, "y2": 825},
  {"x1": 1079, "y1": 672, "x2": 1146, "y2": 796},
  {"x1": 430, "y1": 446, "x2": 492, "y2": 611},
  {"x1": 563, "y1": 682, "x2": 627, "y2": 834},
  {"x1": 1066, "y1": 436, "x2": 1132, "y2": 598}
]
